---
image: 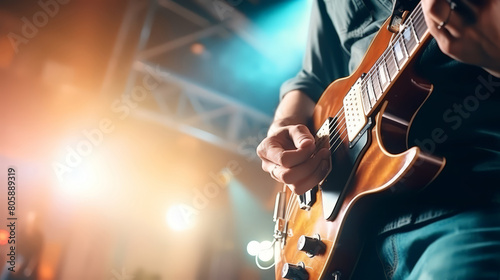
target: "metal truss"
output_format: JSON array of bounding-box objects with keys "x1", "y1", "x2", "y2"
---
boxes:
[
  {"x1": 114, "y1": 0, "x2": 272, "y2": 158},
  {"x1": 132, "y1": 61, "x2": 271, "y2": 155}
]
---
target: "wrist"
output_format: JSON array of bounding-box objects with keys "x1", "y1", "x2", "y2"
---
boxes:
[{"x1": 268, "y1": 90, "x2": 316, "y2": 135}]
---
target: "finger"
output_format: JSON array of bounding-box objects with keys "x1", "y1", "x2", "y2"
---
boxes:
[
  {"x1": 281, "y1": 148, "x2": 330, "y2": 184},
  {"x1": 261, "y1": 158, "x2": 286, "y2": 183},
  {"x1": 288, "y1": 157, "x2": 331, "y2": 195},
  {"x1": 257, "y1": 134, "x2": 316, "y2": 168},
  {"x1": 422, "y1": 0, "x2": 457, "y2": 53},
  {"x1": 256, "y1": 137, "x2": 284, "y2": 164},
  {"x1": 423, "y1": 0, "x2": 463, "y2": 38},
  {"x1": 280, "y1": 125, "x2": 317, "y2": 167},
  {"x1": 277, "y1": 148, "x2": 331, "y2": 191},
  {"x1": 451, "y1": 0, "x2": 480, "y2": 24},
  {"x1": 260, "y1": 146, "x2": 320, "y2": 183},
  {"x1": 280, "y1": 144, "x2": 317, "y2": 168},
  {"x1": 261, "y1": 157, "x2": 279, "y2": 178},
  {"x1": 288, "y1": 124, "x2": 315, "y2": 149}
]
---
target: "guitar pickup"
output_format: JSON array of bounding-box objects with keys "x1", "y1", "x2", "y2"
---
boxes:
[{"x1": 343, "y1": 77, "x2": 369, "y2": 142}]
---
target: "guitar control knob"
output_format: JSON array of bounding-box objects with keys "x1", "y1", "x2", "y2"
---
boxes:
[
  {"x1": 282, "y1": 262, "x2": 308, "y2": 280},
  {"x1": 297, "y1": 234, "x2": 326, "y2": 257}
]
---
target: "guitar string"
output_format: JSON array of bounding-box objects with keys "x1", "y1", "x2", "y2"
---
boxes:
[
  {"x1": 357, "y1": 3, "x2": 426, "y2": 105},
  {"x1": 327, "y1": 109, "x2": 347, "y2": 146},
  {"x1": 285, "y1": 191, "x2": 297, "y2": 222},
  {"x1": 367, "y1": 8, "x2": 427, "y2": 101},
  {"x1": 329, "y1": 124, "x2": 347, "y2": 151},
  {"x1": 324, "y1": 108, "x2": 348, "y2": 149},
  {"x1": 329, "y1": 119, "x2": 347, "y2": 149},
  {"x1": 327, "y1": 115, "x2": 348, "y2": 153},
  {"x1": 284, "y1": 178, "x2": 296, "y2": 222},
  {"x1": 324, "y1": 14, "x2": 419, "y2": 144},
  {"x1": 360, "y1": 2, "x2": 424, "y2": 88},
  {"x1": 356, "y1": 4, "x2": 426, "y2": 114},
  {"x1": 321, "y1": 110, "x2": 349, "y2": 155}
]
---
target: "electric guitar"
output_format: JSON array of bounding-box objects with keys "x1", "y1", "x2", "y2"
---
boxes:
[{"x1": 272, "y1": 2, "x2": 447, "y2": 280}]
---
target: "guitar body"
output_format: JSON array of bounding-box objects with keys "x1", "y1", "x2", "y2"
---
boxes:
[{"x1": 274, "y1": 9, "x2": 446, "y2": 280}]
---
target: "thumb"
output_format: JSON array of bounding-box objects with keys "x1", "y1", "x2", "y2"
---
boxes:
[{"x1": 289, "y1": 125, "x2": 314, "y2": 149}]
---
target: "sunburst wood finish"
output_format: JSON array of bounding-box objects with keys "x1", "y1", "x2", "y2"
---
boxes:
[{"x1": 274, "y1": 7, "x2": 446, "y2": 280}]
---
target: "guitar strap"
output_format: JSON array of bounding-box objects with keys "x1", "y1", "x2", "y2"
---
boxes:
[{"x1": 389, "y1": 0, "x2": 420, "y2": 33}]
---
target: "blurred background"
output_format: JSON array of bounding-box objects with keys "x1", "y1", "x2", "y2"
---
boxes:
[{"x1": 0, "y1": 0, "x2": 311, "y2": 279}]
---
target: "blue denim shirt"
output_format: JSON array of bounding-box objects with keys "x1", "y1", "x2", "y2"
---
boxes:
[{"x1": 280, "y1": 0, "x2": 500, "y2": 232}]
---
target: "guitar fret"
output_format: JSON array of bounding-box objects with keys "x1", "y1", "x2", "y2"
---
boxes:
[
  {"x1": 393, "y1": 37, "x2": 408, "y2": 68},
  {"x1": 360, "y1": 82, "x2": 372, "y2": 114},
  {"x1": 372, "y1": 71, "x2": 383, "y2": 99},
  {"x1": 401, "y1": 36, "x2": 409, "y2": 57},
  {"x1": 366, "y1": 76, "x2": 377, "y2": 106},
  {"x1": 390, "y1": 43, "x2": 399, "y2": 72},
  {"x1": 414, "y1": 7, "x2": 427, "y2": 38},
  {"x1": 409, "y1": 18, "x2": 420, "y2": 43},
  {"x1": 363, "y1": 83, "x2": 372, "y2": 107},
  {"x1": 353, "y1": 3, "x2": 429, "y2": 117},
  {"x1": 416, "y1": 21, "x2": 426, "y2": 38},
  {"x1": 402, "y1": 22, "x2": 417, "y2": 55},
  {"x1": 379, "y1": 59, "x2": 390, "y2": 90},
  {"x1": 386, "y1": 50, "x2": 398, "y2": 80}
]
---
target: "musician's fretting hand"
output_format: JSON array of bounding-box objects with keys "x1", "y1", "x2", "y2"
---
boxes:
[
  {"x1": 422, "y1": 0, "x2": 500, "y2": 77},
  {"x1": 256, "y1": 91, "x2": 331, "y2": 195}
]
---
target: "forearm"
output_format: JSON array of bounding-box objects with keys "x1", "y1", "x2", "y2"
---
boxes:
[{"x1": 269, "y1": 90, "x2": 316, "y2": 135}]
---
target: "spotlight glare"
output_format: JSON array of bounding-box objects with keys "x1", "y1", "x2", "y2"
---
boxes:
[
  {"x1": 166, "y1": 204, "x2": 196, "y2": 231},
  {"x1": 246, "y1": 240, "x2": 260, "y2": 256},
  {"x1": 258, "y1": 240, "x2": 274, "y2": 262}
]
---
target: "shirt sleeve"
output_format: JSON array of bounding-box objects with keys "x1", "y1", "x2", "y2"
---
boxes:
[{"x1": 279, "y1": 0, "x2": 350, "y2": 103}]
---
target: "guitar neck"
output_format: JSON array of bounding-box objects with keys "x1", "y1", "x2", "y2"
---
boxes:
[{"x1": 358, "y1": 3, "x2": 430, "y2": 117}]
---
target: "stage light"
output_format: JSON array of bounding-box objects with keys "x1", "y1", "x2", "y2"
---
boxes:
[
  {"x1": 166, "y1": 204, "x2": 197, "y2": 231},
  {"x1": 190, "y1": 43, "x2": 205, "y2": 55},
  {"x1": 51, "y1": 133, "x2": 118, "y2": 195},
  {"x1": 258, "y1": 240, "x2": 274, "y2": 262},
  {"x1": 246, "y1": 240, "x2": 260, "y2": 256},
  {"x1": 246, "y1": 240, "x2": 274, "y2": 262}
]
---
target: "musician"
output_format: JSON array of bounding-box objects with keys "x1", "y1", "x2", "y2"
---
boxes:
[{"x1": 257, "y1": 0, "x2": 500, "y2": 278}]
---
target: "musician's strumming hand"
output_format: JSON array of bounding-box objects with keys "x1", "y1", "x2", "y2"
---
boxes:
[
  {"x1": 421, "y1": 0, "x2": 500, "y2": 77},
  {"x1": 256, "y1": 90, "x2": 331, "y2": 195}
]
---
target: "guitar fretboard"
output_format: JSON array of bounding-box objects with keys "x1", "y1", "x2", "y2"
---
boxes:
[{"x1": 359, "y1": 3, "x2": 429, "y2": 116}]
